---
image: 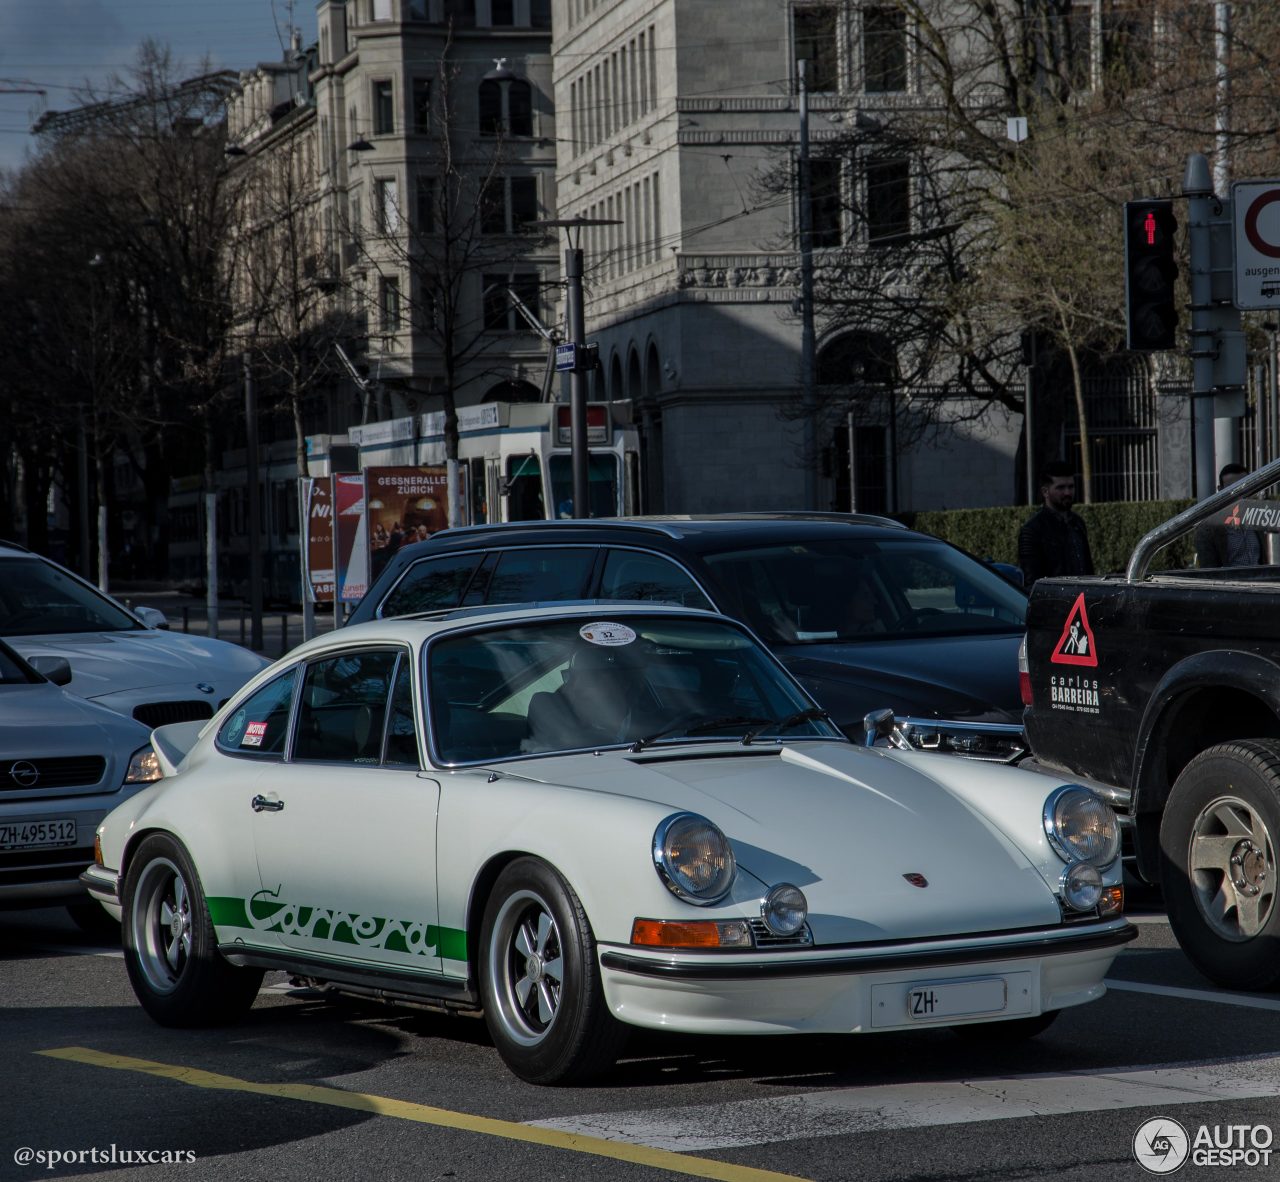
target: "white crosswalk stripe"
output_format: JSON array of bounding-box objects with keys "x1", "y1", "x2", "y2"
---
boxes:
[{"x1": 527, "y1": 1054, "x2": 1280, "y2": 1151}]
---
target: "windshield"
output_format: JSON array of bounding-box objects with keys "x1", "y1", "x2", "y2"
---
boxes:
[
  {"x1": 427, "y1": 615, "x2": 841, "y2": 764},
  {"x1": 0, "y1": 557, "x2": 141, "y2": 636},
  {"x1": 704, "y1": 538, "x2": 1026, "y2": 646}
]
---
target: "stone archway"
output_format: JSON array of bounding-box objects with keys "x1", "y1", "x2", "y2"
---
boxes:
[{"x1": 484, "y1": 378, "x2": 541, "y2": 403}]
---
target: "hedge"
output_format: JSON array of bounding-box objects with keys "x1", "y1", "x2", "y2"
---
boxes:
[{"x1": 897, "y1": 499, "x2": 1198, "y2": 576}]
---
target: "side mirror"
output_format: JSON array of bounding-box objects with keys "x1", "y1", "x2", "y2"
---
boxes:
[
  {"x1": 985, "y1": 559, "x2": 1024, "y2": 589},
  {"x1": 28, "y1": 655, "x2": 72, "y2": 685},
  {"x1": 133, "y1": 605, "x2": 170, "y2": 630},
  {"x1": 863, "y1": 707, "x2": 896, "y2": 747}
]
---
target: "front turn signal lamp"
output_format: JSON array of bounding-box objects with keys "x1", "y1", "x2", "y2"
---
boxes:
[
  {"x1": 1099, "y1": 885, "x2": 1124, "y2": 917},
  {"x1": 631, "y1": 918, "x2": 752, "y2": 949}
]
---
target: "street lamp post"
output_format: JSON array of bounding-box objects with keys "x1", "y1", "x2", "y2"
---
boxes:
[{"x1": 533, "y1": 217, "x2": 620, "y2": 517}]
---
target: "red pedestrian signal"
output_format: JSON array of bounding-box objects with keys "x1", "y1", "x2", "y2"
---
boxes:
[{"x1": 1124, "y1": 200, "x2": 1178, "y2": 352}]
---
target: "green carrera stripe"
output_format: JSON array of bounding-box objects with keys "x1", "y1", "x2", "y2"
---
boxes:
[
  {"x1": 207, "y1": 896, "x2": 467, "y2": 961},
  {"x1": 207, "y1": 896, "x2": 250, "y2": 928}
]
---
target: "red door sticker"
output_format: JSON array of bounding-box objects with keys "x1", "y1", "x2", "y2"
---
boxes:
[{"x1": 1050, "y1": 592, "x2": 1099, "y2": 667}]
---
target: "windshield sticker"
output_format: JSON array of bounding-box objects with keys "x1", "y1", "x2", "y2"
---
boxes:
[
  {"x1": 241, "y1": 721, "x2": 268, "y2": 747},
  {"x1": 1050, "y1": 593, "x2": 1098, "y2": 667},
  {"x1": 580, "y1": 622, "x2": 637, "y2": 646}
]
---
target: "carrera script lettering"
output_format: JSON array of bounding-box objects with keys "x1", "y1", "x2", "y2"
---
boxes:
[{"x1": 246, "y1": 887, "x2": 438, "y2": 955}]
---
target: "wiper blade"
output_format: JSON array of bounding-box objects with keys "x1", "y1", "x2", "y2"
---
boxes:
[
  {"x1": 741, "y1": 708, "x2": 832, "y2": 746},
  {"x1": 629, "y1": 715, "x2": 771, "y2": 753}
]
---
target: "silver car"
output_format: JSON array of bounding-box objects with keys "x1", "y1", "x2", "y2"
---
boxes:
[
  {"x1": 0, "y1": 542, "x2": 269, "y2": 727},
  {"x1": 0, "y1": 639, "x2": 161, "y2": 929}
]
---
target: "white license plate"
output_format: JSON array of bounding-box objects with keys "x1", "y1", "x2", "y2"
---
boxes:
[
  {"x1": 0, "y1": 818, "x2": 78, "y2": 851},
  {"x1": 907, "y1": 977, "x2": 1007, "y2": 1021}
]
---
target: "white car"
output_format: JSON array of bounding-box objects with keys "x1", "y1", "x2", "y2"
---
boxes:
[
  {"x1": 0, "y1": 542, "x2": 269, "y2": 726},
  {"x1": 83, "y1": 604, "x2": 1134, "y2": 1084}
]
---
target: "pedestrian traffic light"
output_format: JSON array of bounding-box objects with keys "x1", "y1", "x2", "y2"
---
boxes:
[{"x1": 1124, "y1": 199, "x2": 1178, "y2": 351}]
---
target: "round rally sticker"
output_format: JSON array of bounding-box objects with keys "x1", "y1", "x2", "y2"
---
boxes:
[{"x1": 579, "y1": 622, "x2": 637, "y2": 646}]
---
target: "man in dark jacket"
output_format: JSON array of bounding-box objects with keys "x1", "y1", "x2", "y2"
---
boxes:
[
  {"x1": 1193, "y1": 463, "x2": 1263, "y2": 567},
  {"x1": 1018, "y1": 461, "x2": 1094, "y2": 589}
]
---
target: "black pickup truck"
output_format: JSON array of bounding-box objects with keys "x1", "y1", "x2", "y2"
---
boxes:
[{"x1": 1023, "y1": 468, "x2": 1280, "y2": 990}]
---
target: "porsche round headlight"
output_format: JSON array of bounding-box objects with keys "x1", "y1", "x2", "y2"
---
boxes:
[
  {"x1": 1044, "y1": 785, "x2": 1120, "y2": 867},
  {"x1": 761, "y1": 883, "x2": 808, "y2": 936},
  {"x1": 653, "y1": 813, "x2": 736, "y2": 905},
  {"x1": 1061, "y1": 861, "x2": 1104, "y2": 912}
]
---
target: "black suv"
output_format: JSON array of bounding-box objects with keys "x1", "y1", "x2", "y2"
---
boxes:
[{"x1": 347, "y1": 515, "x2": 1028, "y2": 759}]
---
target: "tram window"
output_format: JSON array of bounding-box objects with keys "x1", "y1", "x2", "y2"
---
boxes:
[
  {"x1": 468, "y1": 458, "x2": 487, "y2": 524},
  {"x1": 549, "y1": 454, "x2": 619, "y2": 518},
  {"x1": 505, "y1": 454, "x2": 545, "y2": 520}
]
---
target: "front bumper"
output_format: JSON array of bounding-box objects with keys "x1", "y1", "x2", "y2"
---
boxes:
[
  {"x1": 79, "y1": 864, "x2": 122, "y2": 921},
  {"x1": 599, "y1": 919, "x2": 1135, "y2": 1035}
]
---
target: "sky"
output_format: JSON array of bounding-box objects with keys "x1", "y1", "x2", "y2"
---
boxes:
[{"x1": 0, "y1": 0, "x2": 294, "y2": 173}]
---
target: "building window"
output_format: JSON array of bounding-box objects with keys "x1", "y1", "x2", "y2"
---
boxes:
[
  {"x1": 531, "y1": 0, "x2": 551, "y2": 28},
  {"x1": 863, "y1": 7, "x2": 906, "y2": 93},
  {"x1": 793, "y1": 5, "x2": 839, "y2": 92},
  {"x1": 379, "y1": 275, "x2": 401, "y2": 333},
  {"x1": 481, "y1": 176, "x2": 539, "y2": 234},
  {"x1": 1102, "y1": 4, "x2": 1153, "y2": 90},
  {"x1": 809, "y1": 158, "x2": 843, "y2": 247},
  {"x1": 373, "y1": 79, "x2": 394, "y2": 134},
  {"x1": 865, "y1": 156, "x2": 910, "y2": 245},
  {"x1": 412, "y1": 78, "x2": 431, "y2": 133},
  {"x1": 416, "y1": 176, "x2": 435, "y2": 232},
  {"x1": 479, "y1": 77, "x2": 533, "y2": 137},
  {"x1": 491, "y1": 0, "x2": 514, "y2": 24},
  {"x1": 483, "y1": 272, "x2": 539, "y2": 331},
  {"x1": 375, "y1": 178, "x2": 400, "y2": 234},
  {"x1": 372, "y1": 0, "x2": 393, "y2": 18}
]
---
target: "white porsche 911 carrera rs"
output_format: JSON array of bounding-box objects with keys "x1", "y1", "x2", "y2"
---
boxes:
[{"x1": 82, "y1": 603, "x2": 1134, "y2": 1084}]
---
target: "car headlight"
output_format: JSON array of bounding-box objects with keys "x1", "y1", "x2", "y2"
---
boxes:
[
  {"x1": 653, "y1": 812, "x2": 736, "y2": 905},
  {"x1": 1043, "y1": 785, "x2": 1120, "y2": 867},
  {"x1": 125, "y1": 744, "x2": 163, "y2": 784},
  {"x1": 1061, "y1": 861, "x2": 1104, "y2": 912},
  {"x1": 761, "y1": 883, "x2": 808, "y2": 936}
]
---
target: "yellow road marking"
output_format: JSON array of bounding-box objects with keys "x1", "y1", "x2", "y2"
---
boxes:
[{"x1": 37, "y1": 1047, "x2": 811, "y2": 1182}]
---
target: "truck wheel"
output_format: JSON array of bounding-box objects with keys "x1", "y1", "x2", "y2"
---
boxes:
[{"x1": 1160, "y1": 740, "x2": 1280, "y2": 990}]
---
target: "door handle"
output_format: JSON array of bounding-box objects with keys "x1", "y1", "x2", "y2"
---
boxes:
[{"x1": 251, "y1": 794, "x2": 284, "y2": 812}]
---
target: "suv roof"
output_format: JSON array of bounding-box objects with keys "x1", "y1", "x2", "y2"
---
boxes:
[{"x1": 425, "y1": 512, "x2": 908, "y2": 547}]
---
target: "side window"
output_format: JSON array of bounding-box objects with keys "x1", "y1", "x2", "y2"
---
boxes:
[
  {"x1": 484, "y1": 548, "x2": 596, "y2": 604},
  {"x1": 598, "y1": 549, "x2": 713, "y2": 610},
  {"x1": 293, "y1": 650, "x2": 400, "y2": 764},
  {"x1": 217, "y1": 669, "x2": 297, "y2": 758},
  {"x1": 381, "y1": 553, "x2": 483, "y2": 617},
  {"x1": 384, "y1": 656, "x2": 421, "y2": 768}
]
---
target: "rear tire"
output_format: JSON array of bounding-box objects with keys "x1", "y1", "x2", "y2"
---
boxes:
[
  {"x1": 1160, "y1": 740, "x2": 1280, "y2": 990},
  {"x1": 479, "y1": 857, "x2": 627, "y2": 1085},
  {"x1": 122, "y1": 834, "x2": 262, "y2": 1026}
]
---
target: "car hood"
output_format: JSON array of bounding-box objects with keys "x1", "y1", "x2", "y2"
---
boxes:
[
  {"x1": 5, "y1": 630, "x2": 269, "y2": 703},
  {"x1": 514, "y1": 741, "x2": 1061, "y2": 941},
  {"x1": 774, "y1": 631, "x2": 1023, "y2": 726},
  {"x1": 0, "y1": 682, "x2": 151, "y2": 757}
]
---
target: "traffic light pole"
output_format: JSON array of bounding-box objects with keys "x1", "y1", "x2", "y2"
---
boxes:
[
  {"x1": 1183, "y1": 152, "x2": 1245, "y2": 500},
  {"x1": 565, "y1": 245, "x2": 589, "y2": 517}
]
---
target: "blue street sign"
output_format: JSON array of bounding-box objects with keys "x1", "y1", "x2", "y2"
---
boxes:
[{"x1": 554, "y1": 343, "x2": 577, "y2": 372}]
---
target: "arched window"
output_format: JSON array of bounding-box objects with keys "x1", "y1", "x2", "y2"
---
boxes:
[
  {"x1": 479, "y1": 78, "x2": 533, "y2": 137},
  {"x1": 484, "y1": 378, "x2": 541, "y2": 403},
  {"x1": 627, "y1": 348, "x2": 642, "y2": 400}
]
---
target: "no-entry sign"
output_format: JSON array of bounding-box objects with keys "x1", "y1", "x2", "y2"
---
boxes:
[{"x1": 1233, "y1": 180, "x2": 1280, "y2": 308}]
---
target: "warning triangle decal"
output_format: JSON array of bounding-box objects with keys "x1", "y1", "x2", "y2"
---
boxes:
[{"x1": 1050, "y1": 592, "x2": 1099, "y2": 667}]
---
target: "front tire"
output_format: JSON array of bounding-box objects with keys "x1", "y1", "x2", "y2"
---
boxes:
[
  {"x1": 122, "y1": 834, "x2": 262, "y2": 1026},
  {"x1": 479, "y1": 858, "x2": 627, "y2": 1085},
  {"x1": 1160, "y1": 740, "x2": 1280, "y2": 990}
]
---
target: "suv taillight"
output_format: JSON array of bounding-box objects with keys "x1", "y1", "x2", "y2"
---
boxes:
[{"x1": 1018, "y1": 635, "x2": 1032, "y2": 706}]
